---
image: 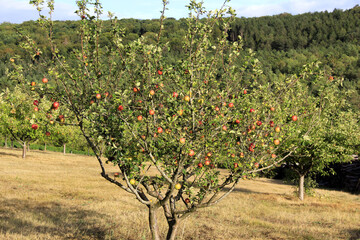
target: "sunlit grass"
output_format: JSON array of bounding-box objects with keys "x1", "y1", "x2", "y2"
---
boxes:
[{"x1": 0, "y1": 147, "x2": 359, "y2": 240}]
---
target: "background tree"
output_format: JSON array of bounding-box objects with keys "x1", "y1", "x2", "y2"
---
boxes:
[
  {"x1": 278, "y1": 68, "x2": 360, "y2": 200},
  {"x1": 0, "y1": 87, "x2": 45, "y2": 158}
]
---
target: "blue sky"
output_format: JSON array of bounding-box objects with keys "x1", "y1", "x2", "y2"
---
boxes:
[{"x1": 0, "y1": 0, "x2": 359, "y2": 24}]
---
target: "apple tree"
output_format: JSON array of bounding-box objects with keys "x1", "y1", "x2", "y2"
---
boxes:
[
  {"x1": 0, "y1": 87, "x2": 47, "y2": 158},
  {"x1": 13, "y1": 0, "x2": 340, "y2": 238},
  {"x1": 275, "y1": 67, "x2": 360, "y2": 200}
]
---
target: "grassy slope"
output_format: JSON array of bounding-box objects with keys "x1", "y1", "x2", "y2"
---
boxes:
[{"x1": 0, "y1": 147, "x2": 359, "y2": 240}]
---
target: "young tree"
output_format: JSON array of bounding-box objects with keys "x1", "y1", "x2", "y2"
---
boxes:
[
  {"x1": 0, "y1": 87, "x2": 45, "y2": 158},
  {"x1": 13, "y1": 0, "x2": 343, "y2": 238},
  {"x1": 278, "y1": 70, "x2": 360, "y2": 200}
]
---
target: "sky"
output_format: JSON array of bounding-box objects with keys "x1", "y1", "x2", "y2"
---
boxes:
[{"x1": 0, "y1": 0, "x2": 359, "y2": 24}]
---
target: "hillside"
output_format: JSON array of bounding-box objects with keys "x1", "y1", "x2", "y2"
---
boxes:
[{"x1": 1, "y1": 5, "x2": 359, "y2": 109}]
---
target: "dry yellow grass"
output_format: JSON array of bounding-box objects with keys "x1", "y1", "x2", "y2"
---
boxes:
[{"x1": 0, "y1": 147, "x2": 359, "y2": 240}]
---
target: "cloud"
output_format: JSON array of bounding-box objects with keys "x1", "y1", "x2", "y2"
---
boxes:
[
  {"x1": 235, "y1": 0, "x2": 359, "y2": 17},
  {"x1": 0, "y1": 0, "x2": 77, "y2": 23}
]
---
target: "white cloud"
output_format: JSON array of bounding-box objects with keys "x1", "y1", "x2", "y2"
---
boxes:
[
  {"x1": 0, "y1": 0, "x2": 78, "y2": 23},
  {"x1": 235, "y1": 0, "x2": 359, "y2": 17}
]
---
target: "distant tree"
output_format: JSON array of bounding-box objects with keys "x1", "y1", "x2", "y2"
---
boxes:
[{"x1": 0, "y1": 87, "x2": 45, "y2": 158}]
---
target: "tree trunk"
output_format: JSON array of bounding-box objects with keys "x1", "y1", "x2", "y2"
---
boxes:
[
  {"x1": 44, "y1": 143, "x2": 47, "y2": 152},
  {"x1": 166, "y1": 219, "x2": 180, "y2": 240},
  {"x1": 27, "y1": 143, "x2": 30, "y2": 152},
  {"x1": 22, "y1": 141, "x2": 26, "y2": 159},
  {"x1": 149, "y1": 206, "x2": 161, "y2": 240},
  {"x1": 63, "y1": 143, "x2": 66, "y2": 155},
  {"x1": 11, "y1": 139, "x2": 14, "y2": 148},
  {"x1": 299, "y1": 174, "x2": 305, "y2": 201},
  {"x1": 5, "y1": 135, "x2": 8, "y2": 148}
]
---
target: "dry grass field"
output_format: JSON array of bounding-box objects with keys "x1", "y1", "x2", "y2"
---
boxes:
[{"x1": 0, "y1": 147, "x2": 359, "y2": 240}]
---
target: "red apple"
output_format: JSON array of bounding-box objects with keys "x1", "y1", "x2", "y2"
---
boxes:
[
  {"x1": 249, "y1": 108, "x2": 255, "y2": 113},
  {"x1": 133, "y1": 87, "x2": 139, "y2": 92},
  {"x1": 185, "y1": 198, "x2": 190, "y2": 204},
  {"x1": 30, "y1": 82, "x2": 36, "y2": 86},
  {"x1": 42, "y1": 78, "x2": 48, "y2": 83},
  {"x1": 137, "y1": 115, "x2": 143, "y2": 121},
  {"x1": 292, "y1": 115, "x2": 298, "y2": 121},
  {"x1": 157, "y1": 127, "x2": 163, "y2": 134},
  {"x1": 269, "y1": 121, "x2": 274, "y2": 127},
  {"x1": 53, "y1": 102, "x2": 59, "y2": 108},
  {"x1": 235, "y1": 119, "x2": 240, "y2": 124},
  {"x1": 95, "y1": 93, "x2": 101, "y2": 99},
  {"x1": 34, "y1": 107, "x2": 39, "y2": 112},
  {"x1": 204, "y1": 160, "x2": 211, "y2": 166},
  {"x1": 33, "y1": 100, "x2": 39, "y2": 106},
  {"x1": 31, "y1": 124, "x2": 38, "y2": 130},
  {"x1": 207, "y1": 152, "x2": 212, "y2": 157},
  {"x1": 173, "y1": 92, "x2": 178, "y2": 98},
  {"x1": 198, "y1": 162, "x2": 203, "y2": 168},
  {"x1": 149, "y1": 109, "x2": 155, "y2": 115},
  {"x1": 215, "y1": 106, "x2": 220, "y2": 111},
  {"x1": 256, "y1": 121, "x2": 262, "y2": 126},
  {"x1": 270, "y1": 107, "x2": 275, "y2": 111},
  {"x1": 228, "y1": 103, "x2": 234, "y2": 108},
  {"x1": 45, "y1": 131, "x2": 51, "y2": 136},
  {"x1": 271, "y1": 154, "x2": 276, "y2": 158},
  {"x1": 150, "y1": 90, "x2": 155, "y2": 96},
  {"x1": 157, "y1": 70, "x2": 163, "y2": 75},
  {"x1": 243, "y1": 89, "x2": 247, "y2": 94},
  {"x1": 274, "y1": 139, "x2": 280, "y2": 145},
  {"x1": 254, "y1": 162, "x2": 259, "y2": 168},
  {"x1": 118, "y1": 105, "x2": 124, "y2": 111},
  {"x1": 179, "y1": 138, "x2": 186, "y2": 144},
  {"x1": 275, "y1": 126, "x2": 281, "y2": 133},
  {"x1": 189, "y1": 150, "x2": 195, "y2": 157},
  {"x1": 239, "y1": 152, "x2": 244, "y2": 158},
  {"x1": 234, "y1": 162, "x2": 239, "y2": 168},
  {"x1": 222, "y1": 125, "x2": 227, "y2": 131}
]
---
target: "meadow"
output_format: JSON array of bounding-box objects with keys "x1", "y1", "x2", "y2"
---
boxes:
[{"x1": 0, "y1": 147, "x2": 359, "y2": 240}]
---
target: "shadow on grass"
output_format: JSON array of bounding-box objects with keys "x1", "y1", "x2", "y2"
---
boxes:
[
  {"x1": 0, "y1": 198, "x2": 116, "y2": 239},
  {"x1": 0, "y1": 151, "x2": 21, "y2": 158},
  {"x1": 349, "y1": 228, "x2": 360, "y2": 240}
]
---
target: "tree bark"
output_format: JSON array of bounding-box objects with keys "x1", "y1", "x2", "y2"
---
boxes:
[
  {"x1": 22, "y1": 141, "x2": 26, "y2": 159},
  {"x1": 299, "y1": 174, "x2": 305, "y2": 201},
  {"x1": 166, "y1": 219, "x2": 180, "y2": 240},
  {"x1": 44, "y1": 143, "x2": 47, "y2": 152},
  {"x1": 149, "y1": 206, "x2": 161, "y2": 240},
  {"x1": 27, "y1": 143, "x2": 30, "y2": 152},
  {"x1": 63, "y1": 143, "x2": 66, "y2": 155},
  {"x1": 11, "y1": 139, "x2": 14, "y2": 148}
]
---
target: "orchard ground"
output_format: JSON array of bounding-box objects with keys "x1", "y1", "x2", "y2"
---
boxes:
[{"x1": 0, "y1": 147, "x2": 359, "y2": 240}]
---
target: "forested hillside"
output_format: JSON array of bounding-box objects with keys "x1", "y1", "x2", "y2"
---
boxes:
[{"x1": 1, "y1": 5, "x2": 359, "y2": 108}]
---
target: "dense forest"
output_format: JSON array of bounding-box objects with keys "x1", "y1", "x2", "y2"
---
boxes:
[{"x1": 0, "y1": 5, "x2": 359, "y2": 109}]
